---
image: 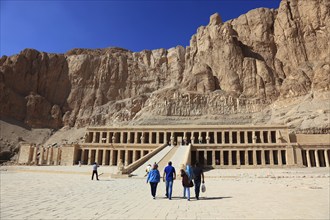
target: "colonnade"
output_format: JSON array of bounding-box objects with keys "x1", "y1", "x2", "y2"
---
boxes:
[
  {"x1": 77, "y1": 148, "x2": 151, "y2": 166},
  {"x1": 20, "y1": 145, "x2": 62, "y2": 165},
  {"x1": 301, "y1": 149, "x2": 330, "y2": 167},
  {"x1": 86, "y1": 129, "x2": 280, "y2": 145},
  {"x1": 191, "y1": 148, "x2": 288, "y2": 167}
]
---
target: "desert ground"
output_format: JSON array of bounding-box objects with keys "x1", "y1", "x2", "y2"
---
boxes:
[{"x1": 1, "y1": 166, "x2": 329, "y2": 220}]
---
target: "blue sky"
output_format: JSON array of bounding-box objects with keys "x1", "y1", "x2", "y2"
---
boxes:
[{"x1": 1, "y1": 0, "x2": 281, "y2": 56}]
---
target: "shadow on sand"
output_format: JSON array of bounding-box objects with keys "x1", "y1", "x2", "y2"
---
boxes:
[
  {"x1": 200, "y1": 196, "x2": 232, "y2": 200},
  {"x1": 158, "y1": 196, "x2": 232, "y2": 201}
]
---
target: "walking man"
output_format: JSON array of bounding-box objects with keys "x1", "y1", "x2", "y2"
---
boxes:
[
  {"x1": 91, "y1": 162, "x2": 99, "y2": 180},
  {"x1": 193, "y1": 161, "x2": 204, "y2": 200},
  {"x1": 163, "y1": 161, "x2": 176, "y2": 200}
]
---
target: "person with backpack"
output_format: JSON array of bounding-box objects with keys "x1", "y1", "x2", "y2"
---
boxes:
[{"x1": 181, "y1": 164, "x2": 194, "y2": 201}]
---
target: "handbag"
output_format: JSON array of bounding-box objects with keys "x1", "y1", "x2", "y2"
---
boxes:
[
  {"x1": 189, "y1": 180, "x2": 194, "y2": 187},
  {"x1": 201, "y1": 183, "x2": 206, "y2": 192}
]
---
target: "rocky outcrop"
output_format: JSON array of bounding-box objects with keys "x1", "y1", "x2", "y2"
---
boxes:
[{"x1": 0, "y1": 0, "x2": 329, "y2": 134}]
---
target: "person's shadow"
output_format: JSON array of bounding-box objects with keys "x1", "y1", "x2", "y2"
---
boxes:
[
  {"x1": 160, "y1": 196, "x2": 232, "y2": 200},
  {"x1": 200, "y1": 196, "x2": 232, "y2": 200}
]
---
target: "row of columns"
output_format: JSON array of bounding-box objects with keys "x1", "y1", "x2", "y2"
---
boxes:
[
  {"x1": 304, "y1": 149, "x2": 330, "y2": 167},
  {"x1": 191, "y1": 149, "x2": 287, "y2": 167},
  {"x1": 31, "y1": 146, "x2": 61, "y2": 165},
  {"x1": 87, "y1": 130, "x2": 280, "y2": 145},
  {"x1": 80, "y1": 148, "x2": 151, "y2": 166}
]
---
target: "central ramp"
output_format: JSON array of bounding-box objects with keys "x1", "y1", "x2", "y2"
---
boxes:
[
  {"x1": 131, "y1": 144, "x2": 191, "y2": 178},
  {"x1": 131, "y1": 145, "x2": 176, "y2": 177},
  {"x1": 165, "y1": 144, "x2": 191, "y2": 176}
]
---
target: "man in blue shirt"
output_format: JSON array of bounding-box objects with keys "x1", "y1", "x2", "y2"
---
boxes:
[{"x1": 163, "y1": 161, "x2": 176, "y2": 200}]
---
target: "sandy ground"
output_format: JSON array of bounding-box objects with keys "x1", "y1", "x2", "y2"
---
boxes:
[{"x1": 0, "y1": 166, "x2": 329, "y2": 220}]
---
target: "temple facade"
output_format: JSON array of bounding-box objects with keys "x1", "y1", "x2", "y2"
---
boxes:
[{"x1": 18, "y1": 125, "x2": 330, "y2": 170}]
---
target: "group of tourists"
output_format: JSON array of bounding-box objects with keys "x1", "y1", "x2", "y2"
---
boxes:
[
  {"x1": 146, "y1": 161, "x2": 205, "y2": 200},
  {"x1": 91, "y1": 160, "x2": 205, "y2": 200}
]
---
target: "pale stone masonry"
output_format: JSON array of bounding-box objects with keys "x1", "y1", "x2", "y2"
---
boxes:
[{"x1": 18, "y1": 125, "x2": 330, "y2": 170}]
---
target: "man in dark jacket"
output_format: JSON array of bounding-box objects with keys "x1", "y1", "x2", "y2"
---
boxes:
[{"x1": 192, "y1": 161, "x2": 204, "y2": 200}]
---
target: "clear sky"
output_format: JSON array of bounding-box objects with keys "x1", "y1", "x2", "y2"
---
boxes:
[{"x1": 1, "y1": 0, "x2": 281, "y2": 56}]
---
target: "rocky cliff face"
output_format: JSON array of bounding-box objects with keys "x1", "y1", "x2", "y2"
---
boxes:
[{"x1": 1, "y1": 0, "x2": 329, "y2": 134}]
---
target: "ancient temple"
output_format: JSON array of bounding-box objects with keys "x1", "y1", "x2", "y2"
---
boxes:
[{"x1": 18, "y1": 125, "x2": 330, "y2": 172}]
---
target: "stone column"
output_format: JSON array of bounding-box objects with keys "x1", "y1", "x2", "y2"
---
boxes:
[
  {"x1": 118, "y1": 132, "x2": 122, "y2": 143},
  {"x1": 315, "y1": 150, "x2": 320, "y2": 167},
  {"x1": 229, "y1": 131, "x2": 233, "y2": 144},
  {"x1": 306, "y1": 150, "x2": 311, "y2": 167},
  {"x1": 87, "y1": 149, "x2": 92, "y2": 165},
  {"x1": 39, "y1": 147, "x2": 44, "y2": 165},
  {"x1": 206, "y1": 132, "x2": 210, "y2": 144},
  {"x1": 140, "y1": 133, "x2": 145, "y2": 144},
  {"x1": 81, "y1": 149, "x2": 85, "y2": 164},
  {"x1": 125, "y1": 150, "x2": 129, "y2": 166},
  {"x1": 324, "y1": 150, "x2": 329, "y2": 167},
  {"x1": 118, "y1": 150, "x2": 122, "y2": 165},
  {"x1": 268, "y1": 131, "x2": 272, "y2": 144},
  {"x1": 237, "y1": 150, "x2": 241, "y2": 166},
  {"x1": 156, "y1": 132, "x2": 160, "y2": 144},
  {"x1": 278, "y1": 150, "x2": 282, "y2": 166},
  {"x1": 170, "y1": 132, "x2": 174, "y2": 146},
  {"x1": 149, "y1": 132, "x2": 153, "y2": 144},
  {"x1": 252, "y1": 131, "x2": 255, "y2": 144},
  {"x1": 92, "y1": 132, "x2": 96, "y2": 143},
  {"x1": 253, "y1": 132, "x2": 257, "y2": 144},
  {"x1": 106, "y1": 132, "x2": 110, "y2": 143},
  {"x1": 253, "y1": 150, "x2": 257, "y2": 166},
  {"x1": 33, "y1": 146, "x2": 38, "y2": 164},
  {"x1": 47, "y1": 147, "x2": 53, "y2": 165},
  {"x1": 245, "y1": 150, "x2": 249, "y2": 166},
  {"x1": 269, "y1": 150, "x2": 274, "y2": 165},
  {"x1": 183, "y1": 132, "x2": 187, "y2": 145},
  {"x1": 261, "y1": 149, "x2": 265, "y2": 166},
  {"x1": 212, "y1": 150, "x2": 216, "y2": 166},
  {"x1": 95, "y1": 149, "x2": 100, "y2": 164},
  {"x1": 133, "y1": 132, "x2": 136, "y2": 144},
  {"x1": 109, "y1": 150, "x2": 114, "y2": 166},
  {"x1": 260, "y1": 131, "x2": 264, "y2": 143},
  {"x1": 133, "y1": 150, "x2": 137, "y2": 162},
  {"x1": 191, "y1": 132, "x2": 195, "y2": 144},
  {"x1": 237, "y1": 131, "x2": 241, "y2": 144},
  {"x1": 54, "y1": 148, "x2": 60, "y2": 165},
  {"x1": 105, "y1": 132, "x2": 108, "y2": 143},
  {"x1": 102, "y1": 149, "x2": 107, "y2": 165},
  {"x1": 228, "y1": 150, "x2": 232, "y2": 166},
  {"x1": 203, "y1": 150, "x2": 207, "y2": 165},
  {"x1": 214, "y1": 132, "x2": 218, "y2": 144},
  {"x1": 222, "y1": 132, "x2": 225, "y2": 144},
  {"x1": 220, "y1": 150, "x2": 224, "y2": 166},
  {"x1": 45, "y1": 148, "x2": 49, "y2": 164}
]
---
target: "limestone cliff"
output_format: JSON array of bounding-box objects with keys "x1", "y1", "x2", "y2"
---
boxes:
[{"x1": 0, "y1": 0, "x2": 329, "y2": 135}]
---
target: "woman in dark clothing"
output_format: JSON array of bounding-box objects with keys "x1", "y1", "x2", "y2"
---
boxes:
[{"x1": 180, "y1": 168, "x2": 193, "y2": 201}]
